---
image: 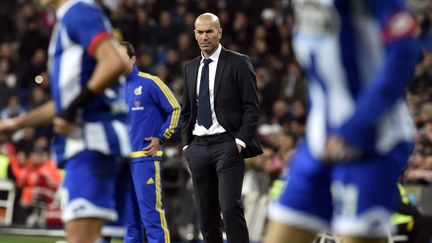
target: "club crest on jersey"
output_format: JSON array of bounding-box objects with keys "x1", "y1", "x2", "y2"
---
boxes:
[
  {"x1": 131, "y1": 100, "x2": 144, "y2": 111},
  {"x1": 134, "y1": 86, "x2": 142, "y2": 95}
]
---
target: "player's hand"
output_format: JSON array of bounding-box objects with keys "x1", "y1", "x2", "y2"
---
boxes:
[
  {"x1": 143, "y1": 137, "x2": 161, "y2": 156},
  {"x1": 0, "y1": 118, "x2": 18, "y2": 135},
  {"x1": 322, "y1": 135, "x2": 360, "y2": 163},
  {"x1": 53, "y1": 117, "x2": 75, "y2": 135}
]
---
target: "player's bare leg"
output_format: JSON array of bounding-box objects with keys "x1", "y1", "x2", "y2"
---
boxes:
[
  {"x1": 263, "y1": 220, "x2": 316, "y2": 243},
  {"x1": 341, "y1": 235, "x2": 387, "y2": 243},
  {"x1": 65, "y1": 218, "x2": 105, "y2": 243}
]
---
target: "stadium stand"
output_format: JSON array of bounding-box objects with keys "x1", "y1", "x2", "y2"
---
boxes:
[{"x1": 0, "y1": 0, "x2": 431, "y2": 242}]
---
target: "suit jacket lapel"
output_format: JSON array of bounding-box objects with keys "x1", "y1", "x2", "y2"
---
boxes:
[
  {"x1": 214, "y1": 48, "x2": 226, "y2": 97},
  {"x1": 189, "y1": 57, "x2": 200, "y2": 105}
]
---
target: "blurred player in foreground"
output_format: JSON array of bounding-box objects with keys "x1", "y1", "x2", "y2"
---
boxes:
[
  {"x1": 0, "y1": 0, "x2": 130, "y2": 242},
  {"x1": 265, "y1": 0, "x2": 420, "y2": 243}
]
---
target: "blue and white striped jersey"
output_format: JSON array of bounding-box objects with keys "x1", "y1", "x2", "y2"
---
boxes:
[
  {"x1": 293, "y1": 0, "x2": 420, "y2": 158},
  {"x1": 48, "y1": 0, "x2": 130, "y2": 164}
]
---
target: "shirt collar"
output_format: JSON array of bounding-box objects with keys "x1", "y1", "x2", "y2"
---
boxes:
[
  {"x1": 126, "y1": 65, "x2": 139, "y2": 81},
  {"x1": 200, "y1": 44, "x2": 222, "y2": 64}
]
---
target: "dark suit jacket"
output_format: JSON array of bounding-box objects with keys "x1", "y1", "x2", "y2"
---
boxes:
[{"x1": 181, "y1": 47, "x2": 263, "y2": 158}]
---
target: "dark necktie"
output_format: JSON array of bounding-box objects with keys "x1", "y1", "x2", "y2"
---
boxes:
[{"x1": 197, "y1": 58, "x2": 213, "y2": 129}]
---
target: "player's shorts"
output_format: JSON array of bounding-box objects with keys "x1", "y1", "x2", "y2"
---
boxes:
[
  {"x1": 61, "y1": 151, "x2": 124, "y2": 223},
  {"x1": 268, "y1": 141, "x2": 412, "y2": 237}
]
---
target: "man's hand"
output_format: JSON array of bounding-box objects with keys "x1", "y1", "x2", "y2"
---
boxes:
[
  {"x1": 237, "y1": 144, "x2": 243, "y2": 154},
  {"x1": 0, "y1": 118, "x2": 18, "y2": 135},
  {"x1": 143, "y1": 137, "x2": 161, "y2": 156},
  {"x1": 322, "y1": 135, "x2": 360, "y2": 163},
  {"x1": 53, "y1": 117, "x2": 75, "y2": 135}
]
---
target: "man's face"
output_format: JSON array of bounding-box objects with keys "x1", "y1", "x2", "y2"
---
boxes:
[
  {"x1": 194, "y1": 19, "x2": 221, "y2": 55},
  {"x1": 119, "y1": 45, "x2": 135, "y2": 73}
]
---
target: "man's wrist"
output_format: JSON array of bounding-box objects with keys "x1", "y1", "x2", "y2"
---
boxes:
[
  {"x1": 157, "y1": 137, "x2": 165, "y2": 145},
  {"x1": 59, "y1": 87, "x2": 97, "y2": 122},
  {"x1": 235, "y1": 138, "x2": 246, "y2": 149}
]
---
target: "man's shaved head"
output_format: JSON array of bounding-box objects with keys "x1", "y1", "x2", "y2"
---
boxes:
[
  {"x1": 194, "y1": 13, "x2": 222, "y2": 58},
  {"x1": 195, "y1": 13, "x2": 221, "y2": 30}
]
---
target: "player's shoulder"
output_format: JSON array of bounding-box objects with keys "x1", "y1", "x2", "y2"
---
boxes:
[
  {"x1": 137, "y1": 72, "x2": 164, "y2": 88},
  {"x1": 71, "y1": 0, "x2": 100, "y2": 11},
  {"x1": 62, "y1": 0, "x2": 102, "y2": 20},
  {"x1": 137, "y1": 71, "x2": 157, "y2": 81}
]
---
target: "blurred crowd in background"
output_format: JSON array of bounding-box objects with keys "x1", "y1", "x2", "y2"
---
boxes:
[{"x1": 0, "y1": 0, "x2": 431, "y2": 236}]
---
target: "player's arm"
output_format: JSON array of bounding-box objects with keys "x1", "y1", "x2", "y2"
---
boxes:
[
  {"x1": 55, "y1": 4, "x2": 129, "y2": 133},
  {"x1": 145, "y1": 77, "x2": 180, "y2": 142},
  {"x1": 152, "y1": 77, "x2": 180, "y2": 142},
  {"x1": 87, "y1": 40, "x2": 129, "y2": 94},
  {"x1": 58, "y1": 39, "x2": 128, "y2": 121},
  {"x1": 143, "y1": 77, "x2": 180, "y2": 155},
  {"x1": 53, "y1": 6, "x2": 129, "y2": 134},
  {"x1": 54, "y1": 40, "x2": 128, "y2": 134},
  {"x1": 0, "y1": 101, "x2": 55, "y2": 134},
  {"x1": 336, "y1": 1, "x2": 420, "y2": 152}
]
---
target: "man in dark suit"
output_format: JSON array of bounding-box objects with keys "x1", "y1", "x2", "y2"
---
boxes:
[{"x1": 181, "y1": 12, "x2": 262, "y2": 243}]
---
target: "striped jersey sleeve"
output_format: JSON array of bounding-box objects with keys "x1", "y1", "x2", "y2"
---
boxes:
[
  {"x1": 139, "y1": 72, "x2": 180, "y2": 141},
  {"x1": 62, "y1": 1, "x2": 112, "y2": 56}
]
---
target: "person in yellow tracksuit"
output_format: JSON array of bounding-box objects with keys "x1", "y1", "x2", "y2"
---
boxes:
[{"x1": 120, "y1": 41, "x2": 180, "y2": 243}]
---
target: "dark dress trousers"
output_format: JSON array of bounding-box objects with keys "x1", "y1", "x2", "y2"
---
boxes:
[{"x1": 181, "y1": 47, "x2": 263, "y2": 243}]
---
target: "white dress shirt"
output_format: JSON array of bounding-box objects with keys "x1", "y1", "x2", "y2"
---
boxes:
[{"x1": 191, "y1": 44, "x2": 246, "y2": 148}]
